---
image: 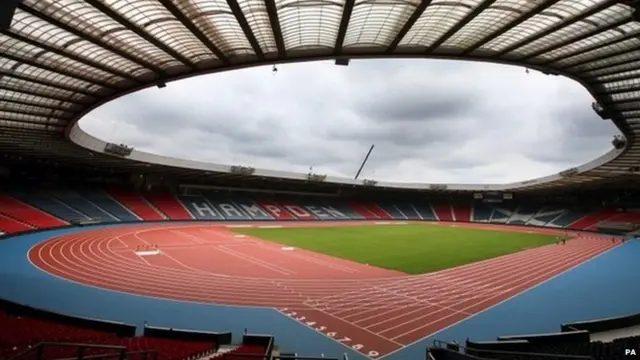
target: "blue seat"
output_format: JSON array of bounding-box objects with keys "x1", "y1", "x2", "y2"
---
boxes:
[
  {"x1": 472, "y1": 203, "x2": 493, "y2": 222},
  {"x1": 177, "y1": 195, "x2": 225, "y2": 220},
  {"x1": 376, "y1": 202, "x2": 406, "y2": 220},
  {"x1": 394, "y1": 203, "x2": 421, "y2": 220},
  {"x1": 52, "y1": 190, "x2": 120, "y2": 222},
  {"x1": 204, "y1": 195, "x2": 252, "y2": 220},
  {"x1": 320, "y1": 200, "x2": 363, "y2": 220},
  {"x1": 230, "y1": 196, "x2": 274, "y2": 220},
  {"x1": 507, "y1": 204, "x2": 540, "y2": 225},
  {"x1": 76, "y1": 190, "x2": 139, "y2": 222},
  {"x1": 413, "y1": 203, "x2": 437, "y2": 221},
  {"x1": 529, "y1": 208, "x2": 566, "y2": 226},
  {"x1": 549, "y1": 211, "x2": 586, "y2": 228},
  {"x1": 11, "y1": 191, "x2": 89, "y2": 223}
]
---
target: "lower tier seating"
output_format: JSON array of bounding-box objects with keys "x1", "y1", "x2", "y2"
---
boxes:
[
  {"x1": 1, "y1": 188, "x2": 640, "y2": 236},
  {"x1": 0, "y1": 301, "x2": 217, "y2": 360}
]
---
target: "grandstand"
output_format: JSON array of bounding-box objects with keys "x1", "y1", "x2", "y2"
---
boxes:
[
  {"x1": 2, "y1": 0, "x2": 640, "y2": 360},
  {"x1": 0, "y1": 188, "x2": 639, "y2": 234}
]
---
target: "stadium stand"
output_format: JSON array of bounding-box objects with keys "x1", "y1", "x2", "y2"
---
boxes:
[
  {"x1": 505, "y1": 205, "x2": 536, "y2": 225},
  {"x1": 254, "y1": 200, "x2": 297, "y2": 220},
  {"x1": 568, "y1": 210, "x2": 619, "y2": 230},
  {"x1": 413, "y1": 202, "x2": 438, "y2": 221},
  {"x1": 472, "y1": 203, "x2": 493, "y2": 222},
  {"x1": 75, "y1": 191, "x2": 140, "y2": 222},
  {"x1": 0, "y1": 214, "x2": 34, "y2": 234},
  {"x1": 0, "y1": 194, "x2": 67, "y2": 229},
  {"x1": 451, "y1": 204, "x2": 471, "y2": 222},
  {"x1": 50, "y1": 190, "x2": 121, "y2": 223},
  {"x1": 347, "y1": 202, "x2": 381, "y2": 220},
  {"x1": 0, "y1": 299, "x2": 229, "y2": 360},
  {"x1": 144, "y1": 191, "x2": 193, "y2": 220},
  {"x1": 1, "y1": 189, "x2": 640, "y2": 236},
  {"x1": 432, "y1": 204, "x2": 454, "y2": 222},
  {"x1": 377, "y1": 201, "x2": 408, "y2": 220},
  {"x1": 428, "y1": 312, "x2": 640, "y2": 360},
  {"x1": 106, "y1": 189, "x2": 166, "y2": 221},
  {"x1": 3, "y1": 0, "x2": 640, "y2": 359},
  {"x1": 9, "y1": 190, "x2": 92, "y2": 223},
  {"x1": 394, "y1": 202, "x2": 422, "y2": 220}
]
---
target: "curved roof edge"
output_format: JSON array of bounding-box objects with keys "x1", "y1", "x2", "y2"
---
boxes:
[
  {"x1": 69, "y1": 123, "x2": 625, "y2": 192},
  {"x1": 3, "y1": 0, "x2": 638, "y2": 193}
]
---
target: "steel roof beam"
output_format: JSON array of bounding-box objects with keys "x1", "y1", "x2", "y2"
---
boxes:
[
  {"x1": 611, "y1": 98, "x2": 640, "y2": 105},
  {"x1": 2, "y1": 31, "x2": 138, "y2": 83},
  {"x1": 386, "y1": 0, "x2": 433, "y2": 52},
  {"x1": 597, "y1": 84, "x2": 640, "y2": 95},
  {"x1": 225, "y1": 0, "x2": 264, "y2": 58},
  {"x1": 582, "y1": 60, "x2": 640, "y2": 79},
  {"x1": 85, "y1": 0, "x2": 196, "y2": 68},
  {"x1": 492, "y1": 0, "x2": 616, "y2": 57},
  {"x1": 1, "y1": 107, "x2": 71, "y2": 120},
  {"x1": 0, "y1": 69, "x2": 95, "y2": 97},
  {"x1": 0, "y1": 117, "x2": 63, "y2": 127},
  {"x1": 461, "y1": 0, "x2": 561, "y2": 56},
  {"x1": 566, "y1": 43, "x2": 640, "y2": 72},
  {"x1": 263, "y1": 0, "x2": 286, "y2": 57},
  {"x1": 1, "y1": 52, "x2": 116, "y2": 90},
  {"x1": 0, "y1": 127, "x2": 55, "y2": 134},
  {"x1": 0, "y1": 85, "x2": 88, "y2": 105},
  {"x1": 520, "y1": 16, "x2": 632, "y2": 61},
  {"x1": 335, "y1": 0, "x2": 357, "y2": 54},
  {"x1": 543, "y1": 30, "x2": 640, "y2": 66},
  {"x1": 426, "y1": 0, "x2": 498, "y2": 53},
  {"x1": 158, "y1": 0, "x2": 230, "y2": 64},
  {"x1": 588, "y1": 71, "x2": 640, "y2": 84},
  {"x1": 18, "y1": 4, "x2": 165, "y2": 77},
  {"x1": 0, "y1": 97, "x2": 76, "y2": 113}
]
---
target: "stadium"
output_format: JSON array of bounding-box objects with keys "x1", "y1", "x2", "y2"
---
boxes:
[{"x1": 1, "y1": 0, "x2": 640, "y2": 360}]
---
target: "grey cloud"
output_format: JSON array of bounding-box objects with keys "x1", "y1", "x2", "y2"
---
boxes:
[
  {"x1": 81, "y1": 59, "x2": 620, "y2": 184},
  {"x1": 355, "y1": 88, "x2": 479, "y2": 123}
]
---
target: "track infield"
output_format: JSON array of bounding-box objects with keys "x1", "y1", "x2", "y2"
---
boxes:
[
  {"x1": 28, "y1": 221, "x2": 618, "y2": 359},
  {"x1": 232, "y1": 223, "x2": 562, "y2": 274}
]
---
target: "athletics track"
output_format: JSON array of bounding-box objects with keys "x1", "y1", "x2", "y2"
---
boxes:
[{"x1": 28, "y1": 221, "x2": 617, "y2": 359}]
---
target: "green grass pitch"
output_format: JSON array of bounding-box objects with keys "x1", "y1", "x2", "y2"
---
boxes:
[{"x1": 234, "y1": 224, "x2": 558, "y2": 274}]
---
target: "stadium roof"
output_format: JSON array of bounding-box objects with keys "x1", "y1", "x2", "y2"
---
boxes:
[{"x1": 1, "y1": 0, "x2": 640, "y2": 191}]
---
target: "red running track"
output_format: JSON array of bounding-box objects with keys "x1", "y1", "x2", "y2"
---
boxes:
[{"x1": 28, "y1": 221, "x2": 617, "y2": 359}]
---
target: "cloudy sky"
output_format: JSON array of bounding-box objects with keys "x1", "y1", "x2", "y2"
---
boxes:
[{"x1": 81, "y1": 59, "x2": 620, "y2": 184}]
